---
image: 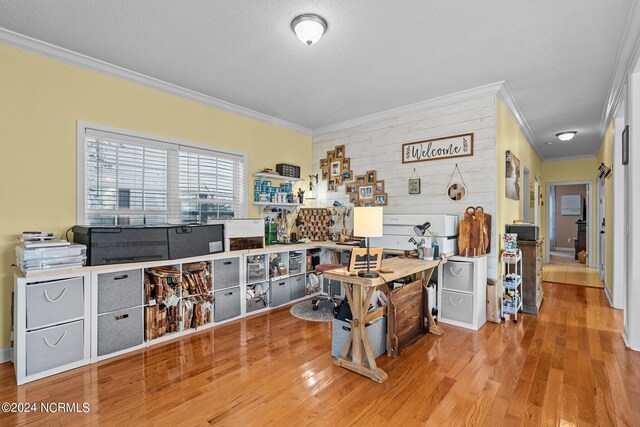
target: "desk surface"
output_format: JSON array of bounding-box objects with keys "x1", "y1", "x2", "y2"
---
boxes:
[{"x1": 323, "y1": 256, "x2": 443, "y2": 287}]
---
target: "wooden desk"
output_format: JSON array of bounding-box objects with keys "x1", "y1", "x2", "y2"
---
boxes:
[{"x1": 323, "y1": 256, "x2": 442, "y2": 383}]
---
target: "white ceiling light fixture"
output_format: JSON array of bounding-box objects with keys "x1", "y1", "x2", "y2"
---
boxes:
[
  {"x1": 556, "y1": 131, "x2": 577, "y2": 142},
  {"x1": 291, "y1": 14, "x2": 327, "y2": 46}
]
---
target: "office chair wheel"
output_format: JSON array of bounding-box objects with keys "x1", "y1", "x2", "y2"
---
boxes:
[{"x1": 512, "y1": 319, "x2": 518, "y2": 324}]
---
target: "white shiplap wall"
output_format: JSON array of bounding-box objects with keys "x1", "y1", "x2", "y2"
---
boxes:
[{"x1": 312, "y1": 94, "x2": 498, "y2": 278}]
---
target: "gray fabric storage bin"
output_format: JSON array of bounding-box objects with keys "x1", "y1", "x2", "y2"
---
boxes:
[
  {"x1": 214, "y1": 287, "x2": 241, "y2": 321},
  {"x1": 246, "y1": 295, "x2": 269, "y2": 313},
  {"x1": 213, "y1": 258, "x2": 240, "y2": 290},
  {"x1": 270, "y1": 278, "x2": 290, "y2": 307},
  {"x1": 441, "y1": 290, "x2": 474, "y2": 324},
  {"x1": 331, "y1": 316, "x2": 386, "y2": 358},
  {"x1": 26, "y1": 320, "x2": 84, "y2": 376},
  {"x1": 97, "y1": 306, "x2": 143, "y2": 356},
  {"x1": 97, "y1": 269, "x2": 143, "y2": 314},
  {"x1": 26, "y1": 277, "x2": 84, "y2": 329},
  {"x1": 289, "y1": 275, "x2": 306, "y2": 301},
  {"x1": 443, "y1": 261, "x2": 473, "y2": 293}
]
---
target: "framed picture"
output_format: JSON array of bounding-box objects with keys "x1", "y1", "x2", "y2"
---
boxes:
[
  {"x1": 334, "y1": 176, "x2": 342, "y2": 186},
  {"x1": 335, "y1": 145, "x2": 345, "y2": 158},
  {"x1": 328, "y1": 180, "x2": 336, "y2": 192},
  {"x1": 623, "y1": 125, "x2": 629, "y2": 165},
  {"x1": 342, "y1": 157, "x2": 350, "y2": 170},
  {"x1": 320, "y1": 159, "x2": 329, "y2": 168},
  {"x1": 358, "y1": 185, "x2": 374, "y2": 200},
  {"x1": 366, "y1": 170, "x2": 376, "y2": 184},
  {"x1": 330, "y1": 161, "x2": 342, "y2": 177},
  {"x1": 364, "y1": 202, "x2": 374, "y2": 207},
  {"x1": 327, "y1": 150, "x2": 336, "y2": 160},
  {"x1": 374, "y1": 194, "x2": 387, "y2": 206},
  {"x1": 355, "y1": 175, "x2": 366, "y2": 184},
  {"x1": 342, "y1": 170, "x2": 352, "y2": 181},
  {"x1": 375, "y1": 181, "x2": 384, "y2": 194},
  {"x1": 321, "y1": 168, "x2": 329, "y2": 181},
  {"x1": 505, "y1": 150, "x2": 520, "y2": 200},
  {"x1": 408, "y1": 178, "x2": 421, "y2": 194},
  {"x1": 345, "y1": 184, "x2": 356, "y2": 193},
  {"x1": 349, "y1": 193, "x2": 358, "y2": 203}
]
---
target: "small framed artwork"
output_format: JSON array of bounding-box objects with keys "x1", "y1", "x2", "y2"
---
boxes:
[
  {"x1": 342, "y1": 157, "x2": 350, "y2": 170},
  {"x1": 328, "y1": 180, "x2": 336, "y2": 192},
  {"x1": 623, "y1": 125, "x2": 629, "y2": 165},
  {"x1": 335, "y1": 145, "x2": 345, "y2": 158},
  {"x1": 349, "y1": 193, "x2": 358, "y2": 203},
  {"x1": 358, "y1": 185, "x2": 374, "y2": 200},
  {"x1": 330, "y1": 161, "x2": 342, "y2": 177},
  {"x1": 321, "y1": 168, "x2": 329, "y2": 181},
  {"x1": 366, "y1": 170, "x2": 376, "y2": 184},
  {"x1": 408, "y1": 178, "x2": 421, "y2": 194},
  {"x1": 346, "y1": 184, "x2": 356, "y2": 193},
  {"x1": 327, "y1": 150, "x2": 336, "y2": 160},
  {"x1": 364, "y1": 202, "x2": 374, "y2": 207},
  {"x1": 320, "y1": 159, "x2": 329, "y2": 168},
  {"x1": 335, "y1": 176, "x2": 342, "y2": 186},
  {"x1": 374, "y1": 194, "x2": 387, "y2": 206},
  {"x1": 355, "y1": 175, "x2": 366, "y2": 184},
  {"x1": 342, "y1": 170, "x2": 352, "y2": 181},
  {"x1": 375, "y1": 181, "x2": 384, "y2": 194}
]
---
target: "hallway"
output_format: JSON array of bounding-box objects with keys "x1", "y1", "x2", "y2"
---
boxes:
[{"x1": 543, "y1": 251, "x2": 604, "y2": 288}]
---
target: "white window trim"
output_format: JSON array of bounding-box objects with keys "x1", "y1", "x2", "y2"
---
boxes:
[{"x1": 76, "y1": 120, "x2": 248, "y2": 224}]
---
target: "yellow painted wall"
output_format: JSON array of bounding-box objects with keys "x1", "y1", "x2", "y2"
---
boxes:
[
  {"x1": 0, "y1": 44, "x2": 312, "y2": 348},
  {"x1": 597, "y1": 121, "x2": 614, "y2": 291},
  {"x1": 541, "y1": 157, "x2": 599, "y2": 268},
  {"x1": 495, "y1": 98, "x2": 543, "y2": 275}
]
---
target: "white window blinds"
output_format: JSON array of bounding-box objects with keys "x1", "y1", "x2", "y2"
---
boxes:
[{"x1": 80, "y1": 126, "x2": 246, "y2": 226}]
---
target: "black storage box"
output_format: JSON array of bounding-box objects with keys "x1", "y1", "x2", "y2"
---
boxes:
[
  {"x1": 505, "y1": 224, "x2": 539, "y2": 241},
  {"x1": 167, "y1": 224, "x2": 224, "y2": 259},
  {"x1": 276, "y1": 163, "x2": 301, "y2": 178},
  {"x1": 73, "y1": 226, "x2": 170, "y2": 266}
]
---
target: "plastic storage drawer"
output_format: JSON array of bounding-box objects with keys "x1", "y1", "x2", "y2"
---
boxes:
[
  {"x1": 97, "y1": 269, "x2": 143, "y2": 314},
  {"x1": 443, "y1": 261, "x2": 474, "y2": 293},
  {"x1": 331, "y1": 317, "x2": 386, "y2": 358},
  {"x1": 213, "y1": 258, "x2": 240, "y2": 290},
  {"x1": 441, "y1": 290, "x2": 474, "y2": 324},
  {"x1": 214, "y1": 287, "x2": 241, "y2": 321},
  {"x1": 270, "y1": 278, "x2": 291, "y2": 307},
  {"x1": 26, "y1": 277, "x2": 84, "y2": 329},
  {"x1": 97, "y1": 306, "x2": 143, "y2": 356},
  {"x1": 26, "y1": 320, "x2": 84, "y2": 376},
  {"x1": 290, "y1": 275, "x2": 306, "y2": 300}
]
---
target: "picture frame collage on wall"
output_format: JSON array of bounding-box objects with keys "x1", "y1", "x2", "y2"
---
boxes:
[{"x1": 319, "y1": 144, "x2": 387, "y2": 206}]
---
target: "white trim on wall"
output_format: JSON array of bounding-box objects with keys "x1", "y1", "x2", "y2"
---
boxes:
[
  {"x1": 496, "y1": 83, "x2": 543, "y2": 160},
  {"x1": 0, "y1": 28, "x2": 312, "y2": 136},
  {"x1": 0, "y1": 347, "x2": 11, "y2": 364}
]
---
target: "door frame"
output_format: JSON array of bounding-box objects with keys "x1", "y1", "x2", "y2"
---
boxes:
[
  {"x1": 522, "y1": 166, "x2": 531, "y2": 223},
  {"x1": 545, "y1": 181, "x2": 594, "y2": 267},
  {"x1": 596, "y1": 176, "x2": 606, "y2": 281}
]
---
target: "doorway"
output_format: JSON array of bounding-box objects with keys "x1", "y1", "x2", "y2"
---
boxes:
[
  {"x1": 597, "y1": 177, "x2": 606, "y2": 281},
  {"x1": 522, "y1": 167, "x2": 531, "y2": 223}
]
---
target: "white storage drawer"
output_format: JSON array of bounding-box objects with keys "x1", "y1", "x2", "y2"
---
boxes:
[
  {"x1": 97, "y1": 269, "x2": 143, "y2": 314},
  {"x1": 26, "y1": 320, "x2": 84, "y2": 376},
  {"x1": 26, "y1": 277, "x2": 84, "y2": 329},
  {"x1": 97, "y1": 306, "x2": 144, "y2": 356},
  {"x1": 443, "y1": 261, "x2": 473, "y2": 293},
  {"x1": 441, "y1": 290, "x2": 474, "y2": 324}
]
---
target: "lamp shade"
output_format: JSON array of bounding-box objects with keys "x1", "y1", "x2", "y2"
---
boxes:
[{"x1": 353, "y1": 207, "x2": 383, "y2": 238}]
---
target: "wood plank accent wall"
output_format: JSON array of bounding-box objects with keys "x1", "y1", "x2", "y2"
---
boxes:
[{"x1": 312, "y1": 95, "x2": 498, "y2": 278}]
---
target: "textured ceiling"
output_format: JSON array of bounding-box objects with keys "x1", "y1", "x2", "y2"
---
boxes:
[{"x1": 0, "y1": 0, "x2": 634, "y2": 159}]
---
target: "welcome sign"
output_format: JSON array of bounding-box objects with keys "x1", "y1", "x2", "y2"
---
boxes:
[{"x1": 402, "y1": 133, "x2": 474, "y2": 163}]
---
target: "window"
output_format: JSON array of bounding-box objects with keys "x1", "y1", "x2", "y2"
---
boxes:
[{"x1": 78, "y1": 123, "x2": 246, "y2": 226}]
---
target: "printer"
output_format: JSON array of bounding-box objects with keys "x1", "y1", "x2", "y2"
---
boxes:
[{"x1": 369, "y1": 214, "x2": 459, "y2": 255}]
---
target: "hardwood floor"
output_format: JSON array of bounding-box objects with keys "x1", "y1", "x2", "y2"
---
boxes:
[
  {"x1": 544, "y1": 252, "x2": 604, "y2": 288},
  {"x1": 0, "y1": 282, "x2": 637, "y2": 426}
]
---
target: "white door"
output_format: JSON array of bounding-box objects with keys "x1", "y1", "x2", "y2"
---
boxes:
[
  {"x1": 522, "y1": 167, "x2": 530, "y2": 223},
  {"x1": 534, "y1": 179, "x2": 540, "y2": 226},
  {"x1": 597, "y1": 178, "x2": 606, "y2": 280}
]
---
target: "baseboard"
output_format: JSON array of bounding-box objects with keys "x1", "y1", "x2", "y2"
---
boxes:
[
  {"x1": 622, "y1": 332, "x2": 640, "y2": 352},
  {"x1": 553, "y1": 247, "x2": 574, "y2": 252},
  {"x1": 604, "y1": 285, "x2": 614, "y2": 307},
  {"x1": 0, "y1": 347, "x2": 12, "y2": 363}
]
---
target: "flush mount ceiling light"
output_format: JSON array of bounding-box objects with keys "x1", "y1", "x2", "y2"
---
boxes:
[
  {"x1": 556, "y1": 131, "x2": 577, "y2": 142},
  {"x1": 291, "y1": 14, "x2": 327, "y2": 46}
]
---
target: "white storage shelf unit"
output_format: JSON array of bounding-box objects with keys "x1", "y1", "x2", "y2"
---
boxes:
[
  {"x1": 438, "y1": 255, "x2": 487, "y2": 330},
  {"x1": 14, "y1": 246, "x2": 323, "y2": 384}
]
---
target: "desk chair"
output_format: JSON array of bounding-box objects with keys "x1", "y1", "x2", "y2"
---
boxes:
[{"x1": 311, "y1": 263, "x2": 343, "y2": 310}]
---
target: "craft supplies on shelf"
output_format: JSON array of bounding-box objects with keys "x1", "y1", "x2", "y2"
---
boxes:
[
  {"x1": 181, "y1": 295, "x2": 214, "y2": 330},
  {"x1": 500, "y1": 247, "x2": 523, "y2": 323},
  {"x1": 144, "y1": 266, "x2": 182, "y2": 306},
  {"x1": 181, "y1": 261, "x2": 212, "y2": 296},
  {"x1": 16, "y1": 242, "x2": 86, "y2": 272}
]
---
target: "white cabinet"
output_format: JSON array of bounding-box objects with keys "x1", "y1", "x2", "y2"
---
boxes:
[{"x1": 438, "y1": 255, "x2": 487, "y2": 330}]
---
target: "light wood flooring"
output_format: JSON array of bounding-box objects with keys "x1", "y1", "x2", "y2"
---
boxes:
[
  {"x1": 0, "y1": 282, "x2": 636, "y2": 426},
  {"x1": 543, "y1": 251, "x2": 604, "y2": 288}
]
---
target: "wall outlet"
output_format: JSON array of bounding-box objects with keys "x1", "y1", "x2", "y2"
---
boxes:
[{"x1": 568, "y1": 238, "x2": 572, "y2": 243}]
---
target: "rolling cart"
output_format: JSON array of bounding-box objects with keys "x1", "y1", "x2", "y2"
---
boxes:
[{"x1": 500, "y1": 249, "x2": 523, "y2": 323}]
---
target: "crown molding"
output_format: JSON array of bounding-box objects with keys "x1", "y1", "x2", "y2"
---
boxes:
[
  {"x1": 0, "y1": 27, "x2": 313, "y2": 136},
  {"x1": 312, "y1": 81, "x2": 506, "y2": 136},
  {"x1": 541, "y1": 153, "x2": 597, "y2": 163},
  {"x1": 600, "y1": 0, "x2": 640, "y2": 137},
  {"x1": 496, "y1": 82, "x2": 545, "y2": 161}
]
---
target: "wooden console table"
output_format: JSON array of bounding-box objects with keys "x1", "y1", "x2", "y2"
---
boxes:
[{"x1": 323, "y1": 257, "x2": 442, "y2": 383}]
